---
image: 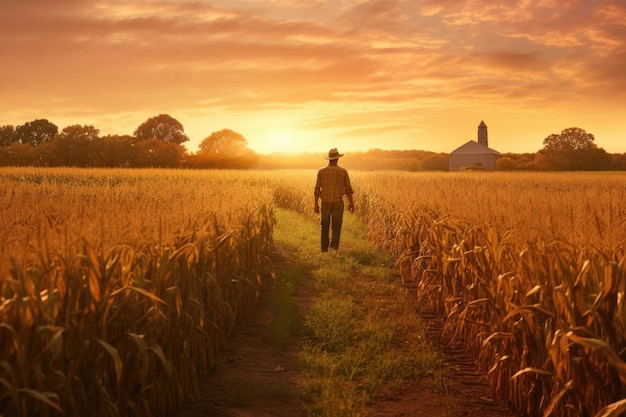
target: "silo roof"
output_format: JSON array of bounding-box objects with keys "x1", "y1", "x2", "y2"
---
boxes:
[{"x1": 450, "y1": 140, "x2": 501, "y2": 155}]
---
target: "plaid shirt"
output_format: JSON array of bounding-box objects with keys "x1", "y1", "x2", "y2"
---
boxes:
[{"x1": 314, "y1": 165, "x2": 353, "y2": 203}]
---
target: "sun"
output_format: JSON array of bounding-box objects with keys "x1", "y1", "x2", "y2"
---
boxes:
[
  {"x1": 250, "y1": 129, "x2": 313, "y2": 154},
  {"x1": 271, "y1": 132, "x2": 302, "y2": 154}
]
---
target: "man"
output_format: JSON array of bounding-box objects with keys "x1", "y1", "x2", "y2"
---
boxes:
[{"x1": 314, "y1": 148, "x2": 355, "y2": 252}]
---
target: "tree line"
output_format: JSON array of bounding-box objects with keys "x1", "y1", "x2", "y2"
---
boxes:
[
  {"x1": 1, "y1": 115, "x2": 624, "y2": 170},
  {"x1": 258, "y1": 129, "x2": 625, "y2": 171},
  {"x1": 0, "y1": 114, "x2": 259, "y2": 169},
  {"x1": 497, "y1": 127, "x2": 626, "y2": 171}
]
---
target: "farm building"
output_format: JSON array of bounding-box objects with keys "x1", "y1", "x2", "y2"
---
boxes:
[{"x1": 449, "y1": 121, "x2": 501, "y2": 171}]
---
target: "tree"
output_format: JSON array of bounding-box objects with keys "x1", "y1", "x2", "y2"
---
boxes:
[
  {"x1": 610, "y1": 153, "x2": 626, "y2": 171},
  {"x1": 420, "y1": 153, "x2": 449, "y2": 171},
  {"x1": 133, "y1": 138, "x2": 185, "y2": 168},
  {"x1": 15, "y1": 119, "x2": 58, "y2": 147},
  {"x1": 496, "y1": 153, "x2": 536, "y2": 170},
  {"x1": 542, "y1": 127, "x2": 596, "y2": 152},
  {"x1": 199, "y1": 129, "x2": 248, "y2": 155},
  {"x1": 196, "y1": 129, "x2": 259, "y2": 169},
  {"x1": 0, "y1": 125, "x2": 16, "y2": 147},
  {"x1": 51, "y1": 125, "x2": 102, "y2": 167},
  {"x1": 100, "y1": 134, "x2": 136, "y2": 167},
  {"x1": 134, "y1": 114, "x2": 189, "y2": 144},
  {"x1": 535, "y1": 127, "x2": 610, "y2": 170},
  {"x1": 0, "y1": 143, "x2": 37, "y2": 166}
]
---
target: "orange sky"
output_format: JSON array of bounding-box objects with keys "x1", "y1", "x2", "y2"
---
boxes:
[{"x1": 1, "y1": 0, "x2": 625, "y2": 155}]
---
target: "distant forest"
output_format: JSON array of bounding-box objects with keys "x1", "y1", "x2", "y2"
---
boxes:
[{"x1": 1, "y1": 115, "x2": 625, "y2": 171}]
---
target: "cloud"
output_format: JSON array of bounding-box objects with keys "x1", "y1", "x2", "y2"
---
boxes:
[{"x1": 0, "y1": 0, "x2": 624, "y2": 152}]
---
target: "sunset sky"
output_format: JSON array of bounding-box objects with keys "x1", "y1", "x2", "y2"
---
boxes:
[{"x1": 1, "y1": 0, "x2": 625, "y2": 155}]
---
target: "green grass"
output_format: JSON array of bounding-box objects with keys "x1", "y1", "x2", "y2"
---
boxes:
[{"x1": 273, "y1": 208, "x2": 447, "y2": 416}]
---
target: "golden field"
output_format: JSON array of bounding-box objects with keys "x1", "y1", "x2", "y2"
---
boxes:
[
  {"x1": 0, "y1": 168, "x2": 276, "y2": 416},
  {"x1": 1, "y1": 167, "x2": 626, "y2": 417},
  {"x1": 355, "y1": 171, "x2": 626, "y2": 417}
]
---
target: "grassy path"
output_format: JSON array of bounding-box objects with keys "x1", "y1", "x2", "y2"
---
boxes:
[
  {"x1": 273, "y1": 209, "x2": 449, "y2": 416},
  {"x1": 174, "y1": 208, "x2": 517, "y2": 417}
]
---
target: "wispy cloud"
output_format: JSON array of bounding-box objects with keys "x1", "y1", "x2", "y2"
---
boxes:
[{"x1": 1, "y1": 0, "x2": 625, "y2": 153}]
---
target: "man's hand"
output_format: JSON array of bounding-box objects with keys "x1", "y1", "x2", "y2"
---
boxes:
[
  {"x1": 314, "y1": 204, "x2": 320, "y2": 214},
  {"x1": 348, "y1": 203, "x2": 355, "y2": 213}
]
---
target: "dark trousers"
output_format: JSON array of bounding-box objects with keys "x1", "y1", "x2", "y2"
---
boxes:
[{"x1": 320, "y1": 200, "x2": 344, "y2": 251}]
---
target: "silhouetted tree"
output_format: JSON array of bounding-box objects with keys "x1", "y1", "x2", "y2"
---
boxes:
[
  {"x1": 134, "y1": 139, "x2": 185, "y2": 168},
  {"x1": 535, "y1": 127, "x2": 610, "y2": 170},
  {"x1": 0, "y1": 148, "x2": 8, "y2": 165},
  {"x1": 51, "y1": 125, "x2": 102, "y2": 167},
  {"x1": 0, "y1": 143, "x2": 37, "y2": 166},
  {"x1": 15, "y1": 119, "x2": 58, "y2": 147},
  {"x1": 134, "y1": 114, "x2": 189, "y2": 144},
  {"x1": 610, "y1": 153, "x2": 626, "y2": 170},
  {"x1": 0, "y1": 125, "x2": 16, "y2": 147},
  {"x1": 101, "y1": 134, "x2": 136, "y2": 167},
  {"x1": 196, "y1": 129, "x2": 259, "y2": 168}
]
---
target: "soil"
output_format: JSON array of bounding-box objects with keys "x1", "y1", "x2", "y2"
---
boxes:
[{"x1": 171, "y1": 244, "x2": 522, "y2": 417}]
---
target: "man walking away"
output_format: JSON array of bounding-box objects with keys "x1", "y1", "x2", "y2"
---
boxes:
[{"x1": 314, "y1": 148, "x2": 355, "y2": 252}]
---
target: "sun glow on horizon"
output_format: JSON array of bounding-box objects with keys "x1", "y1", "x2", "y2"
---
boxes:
[
  {"x1": 2, "y1": 2, "x2": 625, "y2": 155},
  {"x1": 251, "y1": 131, "x2": 315, "y2": 155}
]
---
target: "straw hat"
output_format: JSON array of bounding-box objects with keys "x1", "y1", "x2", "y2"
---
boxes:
[{"x1": 324, "y1": 148, "x2": 344, "y2": 160}]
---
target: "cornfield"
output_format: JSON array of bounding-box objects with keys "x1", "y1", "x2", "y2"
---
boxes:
[
  {"x1": 2, "y1": 167, "x2": 626, "y2": 417},
  {"x1": 0, "y1": 168, "x2": 275, "y2": 416},
  {"x1": 237, "y1": 168, "x2": 626, "y2": 416},
  {"x1": 354, "y1": 171, "x2": 626, "y2": 417}
]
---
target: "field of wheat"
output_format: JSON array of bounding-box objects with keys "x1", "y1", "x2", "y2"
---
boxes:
[{"x1": 2, "y1": 168, "x2": 626, "y2": 417}]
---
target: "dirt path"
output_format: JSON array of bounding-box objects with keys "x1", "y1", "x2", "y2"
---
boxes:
[
  {"x1": 170, "y1": 245, "x2": 311, "y2": 417},
  {"x1": 172, "y1": 244, "x2": 520, "y2": 417}
]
